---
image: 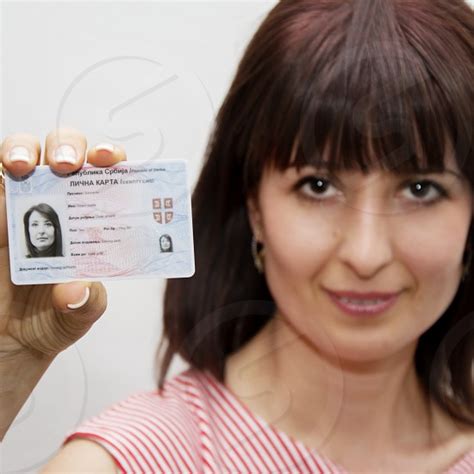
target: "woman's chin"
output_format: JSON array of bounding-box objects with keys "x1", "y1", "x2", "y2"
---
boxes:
[{"x1": 33, "y1": 243, "x2": 54, "y2": 252}]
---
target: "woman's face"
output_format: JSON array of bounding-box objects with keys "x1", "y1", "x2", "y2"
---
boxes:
[
  {"x1": 160, "y1": 236, "x2": 171, "y2": 250},
  {"x1": 248, "y1": 151, "x2": 473, "y2": 362},
  {"x1": 28, "y1": 210, "x2": 55, "y2": 251}
]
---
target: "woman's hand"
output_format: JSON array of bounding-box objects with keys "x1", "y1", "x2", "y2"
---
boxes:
[{"x1": 0, "y1": 128, "x2": 126, "y2": 439}]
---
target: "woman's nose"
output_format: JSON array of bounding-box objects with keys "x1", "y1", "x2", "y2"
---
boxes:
[{"x1": 337, "y1": 204, "x2": 394, "y2": 279}]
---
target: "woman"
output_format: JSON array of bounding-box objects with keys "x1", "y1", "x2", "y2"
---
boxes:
[
  {"x1": 1, "y1": 0, "x2": 473, "y2": 472},
  {"x1": 159, "y1": 234, "x2": 173, "y2": 253},
  {"x1": 23, "y1": 203, "x2": 63, "y2": 257}
]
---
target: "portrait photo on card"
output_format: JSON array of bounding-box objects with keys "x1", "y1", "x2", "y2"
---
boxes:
[
  {"x1": 159, "y1": 234, "x2": 173, "y2": 253},
  {"x1": 18, "y1": 199, "x2": 67, "y2": 259}
]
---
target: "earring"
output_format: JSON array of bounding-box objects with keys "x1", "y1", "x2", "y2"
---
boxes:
[
  {"x1": 251, "y1": 235, "x2": 265, "y2": 273},
  {"x1": 462, "y1": 242, "x2": 472, "y2": 282}
]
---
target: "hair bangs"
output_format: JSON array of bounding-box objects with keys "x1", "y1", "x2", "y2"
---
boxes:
[
  {"x1": 246, "y1": 0, "x2": 473, "y2": 187},
  {"x1": 285, "y1": 76, "x2": 457, "y2": 177}
]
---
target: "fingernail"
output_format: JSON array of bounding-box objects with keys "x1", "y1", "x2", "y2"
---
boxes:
[
  {"x1": 67, "y1": 287, "x2": 90, "y2": 310},
  {"x1": 9, "y1": 146, "x2": 32, "y2": 163},
  {"x1": 94, "y1": 143, "x2": 115, "y2": 153},
  {"x1": 54, "y1": 144, "x2": 78, "y2": 164}
]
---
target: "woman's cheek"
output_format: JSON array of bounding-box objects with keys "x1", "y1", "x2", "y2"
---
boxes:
[
  {"x1": 262, "y1": 201, "x2": 333, "y2": 277},
  {"x1": 398, "y1": 210, "x2": 466, "y2": 280}
]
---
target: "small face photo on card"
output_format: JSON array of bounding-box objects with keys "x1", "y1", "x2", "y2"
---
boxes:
[{"x1": 18, "y1": 199, "x2": 68, "y2": 259}]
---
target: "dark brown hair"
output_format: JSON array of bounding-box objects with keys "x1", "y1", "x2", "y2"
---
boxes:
[{"x1": 155, "y1": 0, "x2": 474, "y2": 425}]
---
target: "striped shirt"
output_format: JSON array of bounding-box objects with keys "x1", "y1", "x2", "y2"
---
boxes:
[{"x1": 63, "y1": 367, "x2": 474, "y2": 473}]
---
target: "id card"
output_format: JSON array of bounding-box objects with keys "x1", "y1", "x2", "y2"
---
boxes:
[{"x1": 4, "y1": 159, "x2": 195, "y2": 285}]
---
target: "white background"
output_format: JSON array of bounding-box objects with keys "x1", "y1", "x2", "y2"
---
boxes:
[
  {"x1": 1, "y1": 1, "x2": 473, "y2": 472},
  {"x1": 0, "y1": 2, "x2": 276, "y2": 472}
]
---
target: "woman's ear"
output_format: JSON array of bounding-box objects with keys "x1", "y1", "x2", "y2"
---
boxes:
[{"x1": 246, "y1": 196, "x2": 264, "y2": 241}]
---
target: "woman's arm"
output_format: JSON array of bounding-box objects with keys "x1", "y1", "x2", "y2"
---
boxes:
[
  {"x1": 0, "y1": 354, "x2": 53, "y2": 441},
  {"x1": 40, "y1": 439, "x2": 119, "y2": 473},
  {"x1": 0, "y1": 129, "x2": 125, "y2": 442}
]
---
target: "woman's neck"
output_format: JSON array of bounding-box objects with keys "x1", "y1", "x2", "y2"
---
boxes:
[{"x1": 224, "y1": 314, "x2": 461, "y2": 466}]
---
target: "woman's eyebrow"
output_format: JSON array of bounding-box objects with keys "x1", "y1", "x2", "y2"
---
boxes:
[
  {"x1": 300, "y1": 163, "x2": 464, "y2": 181},
  {"x1": 398, "y1": 168, "x2": 464, "y2": 181}
]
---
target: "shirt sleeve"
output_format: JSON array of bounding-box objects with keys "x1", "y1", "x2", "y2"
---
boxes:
[{"x1": 61, "y1": 391, "x2": 203, "y2": 474}]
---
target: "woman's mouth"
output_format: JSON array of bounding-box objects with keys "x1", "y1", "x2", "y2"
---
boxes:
[{"x1": 325, "y1": 290, "x2": 401, "y2": 317}]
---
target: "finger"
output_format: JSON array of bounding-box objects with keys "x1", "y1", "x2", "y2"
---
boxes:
[
  {"x1": 44, "y1": 128, "x2": 87, "y2": 175},
  {"x1": 86, "y1": 143, "x2": 127, "y2": 167},
  {"x1": 39, "y1": 281, "x2": 108, "y2": 354},
  {"x1": 0, "y1": 171, "x2": 6, "y2": 248},
  {"x1": 0, "y1": 133, "x2": 41, "y2": 178},
  {"x1": 51, "y1": 281, "x2": 107, "y2": 327}
]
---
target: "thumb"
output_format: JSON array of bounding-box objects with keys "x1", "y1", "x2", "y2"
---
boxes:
[{"x1": 51, "y1": 281, "x2": 108, "y2": 336}]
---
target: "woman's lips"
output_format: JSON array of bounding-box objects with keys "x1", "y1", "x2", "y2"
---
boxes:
[
  {"x1": 325, "y1": 289, "x2": 401, "y2": 299},
  {"x1": 325, "y1": 289, "x2": 401, "y2": 317}
]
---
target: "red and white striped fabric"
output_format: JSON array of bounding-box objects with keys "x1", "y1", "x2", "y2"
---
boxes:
[{"x1": 63, "y1": 367, "x2": 474, "y2": 473}]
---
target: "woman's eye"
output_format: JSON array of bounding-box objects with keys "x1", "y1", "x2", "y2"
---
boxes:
[
  {"x1": 294, "y1": 176, "x2": 448, "y2": 205},
  {"x1": 402, "y1": 179, "x2": 448, "y2": 204},
  {"x1": 295, "y1": 176, "x2": 338, "y2": 200}
]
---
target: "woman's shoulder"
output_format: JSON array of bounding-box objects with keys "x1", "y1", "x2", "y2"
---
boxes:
[
  {"x1": 426, "y1": 418, "x2": 474, "y2": 473},
  {"x1": 65, "y1": 365, "x2": 203, "y2": 424},
  {"x1": 60, "y1": 367, "x2": 208, "y2": 473},
  {"x1": 41, "y1": 439, "x2": 119, "y2": 473}
]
